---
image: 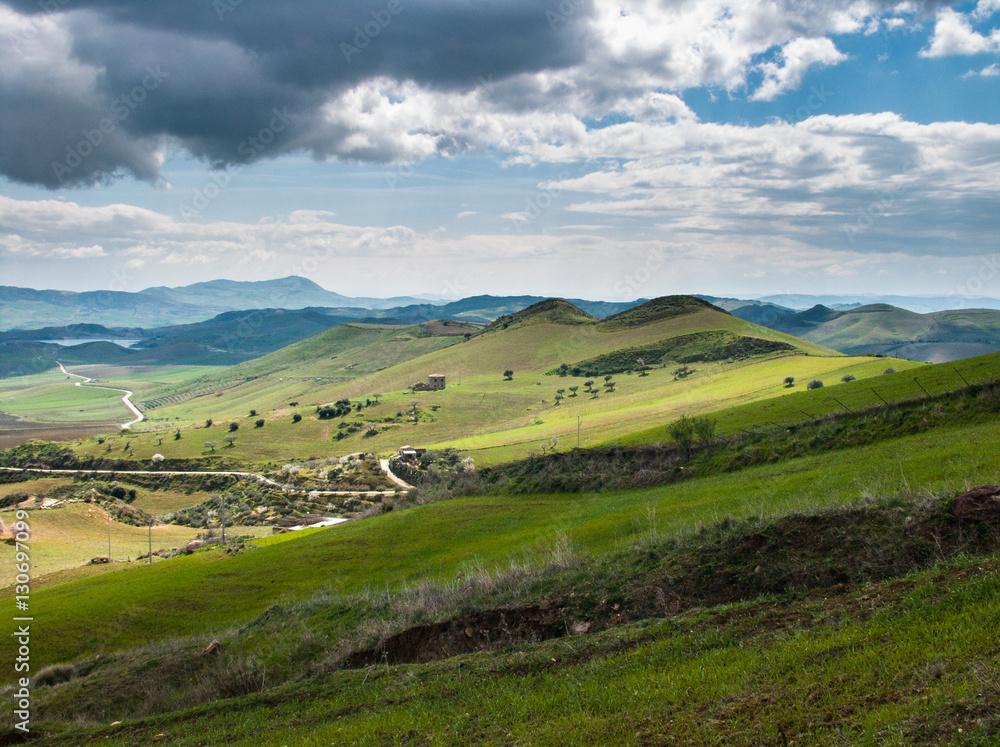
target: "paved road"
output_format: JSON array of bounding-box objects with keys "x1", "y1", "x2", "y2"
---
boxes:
[
  {"x1": 0, "y1": 466, "x2": 406, "y2": 498},
  {"x1": 57, "y1": 362, "x2": 144, "y2": 429}
]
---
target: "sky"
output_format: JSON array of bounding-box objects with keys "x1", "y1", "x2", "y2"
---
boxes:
[{"x1": 0, "y1": 0, "x2": 998, "y2": 303}]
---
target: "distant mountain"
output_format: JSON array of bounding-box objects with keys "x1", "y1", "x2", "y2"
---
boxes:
[
  {"x1": 141, "y1": 276, "x2": 434, "y2": 313},
  {"x1": 753, "y1": 303, "x2": 1000, "y2": 363},
  {"x1": 755, "y1": 294, "x2": 1000, "y2": 314},
  {"x1": 0, "y1": 280, "x2": 642, "y2": 332}
]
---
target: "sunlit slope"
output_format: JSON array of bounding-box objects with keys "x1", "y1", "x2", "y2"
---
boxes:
[
  {"x1": 86, "y1": 297, "x2": 893, "y2": 465},
  {"x1": 147, "y1": 321, "x2": 476, "y2": 420}
]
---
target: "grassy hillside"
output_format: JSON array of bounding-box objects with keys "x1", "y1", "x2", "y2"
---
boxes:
[
  {"x1": 43, "y1": 297, "x2": 891, "y2": 466},
  {"x1": 763, "y1": 303, "x2": 1000, "y2": 362}
]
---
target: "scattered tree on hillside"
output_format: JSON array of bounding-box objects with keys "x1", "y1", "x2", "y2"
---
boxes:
[
  {"x1": 372, "y1": 393, "x2": 382, "y2": 404},
  {"x1": 569, "y1": 386, "x2": 579, "y2": 397},
  {"x1": 694, "y1": 417, "x2": 717, "y2": 453},
  {"x1": 174, "y1": 430, "x2": 181, "y2": 440},
  {"x1": 604, "y1": 374, "x2": 613, "y2": 384},
  {"x1": 667, "y1": 415, "x2": 696, "y2": 459},
  {"x1": 807, "y1": 379, "x2": 824, "y2": 390},
  {"x1": 503, "y1": 369, "x2": 514, "y2": 380},
  {"x1": 584, "y1": 379, "x2": 595, "y2": 392},
  {"x1": 841, "y1": 374, "x2": 857, "y2": 383},
  {"x1": 288, "y1": 402, "x2": 298, "y2": 407},
  {"x1": 292, "y1": 413, "x2": 302, "y2": 423},
  {"x1": 672, "y1": 365, "x2": 693, "y2": 380},
  {"x1": 156, "y1": 436, "x2": 164, "y2": 445},
  {"x1": 205, "y1": 419, "x2": 213, "y2": 428},
  {"x1": 558, "y1": 363, "x2": 569, "y2": 376},
  {"x1": 883, "y1": 367, "x2": 896, "y2": 375},
  {"x1": 783, "y1": 376, "x2": 795, "y2": 388},
  {"x1": 255, "y1": 418, "x2": 265, "y2": 428},
  {"x1": 554, "y1": 394, "x2": 564, "y2": 405},
  {"x1": 228, "y1": 422, "x2": 239, "y2": 432},
  {"x1": 205, "y1": 441, "x2": 218, "y2": 452},
  {"x1": 636, "y1": 358, "x2": 648, "y2": 376},
  {"x1": 249, "y1": 409, "x2": 257, "y2": 417},
  {"x1": 224, "y1": 434, "x2": 237, "y2": 448}
]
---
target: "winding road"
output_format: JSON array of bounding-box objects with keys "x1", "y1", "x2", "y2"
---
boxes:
[{"x1": 57, "y1": 361, "x2": 144, "y2": 429}]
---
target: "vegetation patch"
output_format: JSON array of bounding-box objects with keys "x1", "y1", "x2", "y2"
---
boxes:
[
  {"x1": 551, "y1": 331, "x2": 796, "y2": 377},
  {"x1": 597, "y1": 294, "x2": 720, "y2": 328}
]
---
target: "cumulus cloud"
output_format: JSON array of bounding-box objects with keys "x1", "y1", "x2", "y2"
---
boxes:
[
  {"x1": 0, "y1": 0, "x2": 953, "y2": 188},
  {"x1": 921, "y1": 7, "x2": 1000, "y2": 56},
  {"x1": 751, "y1": 37, "x2": 848, "y2": 101},
  {"x1": 963, "y1": 62, "x2": 1000, "y2": 76}
]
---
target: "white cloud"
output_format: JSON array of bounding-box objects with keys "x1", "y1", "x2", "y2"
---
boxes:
[
  {"x1": 456, "y1": 211, "x2": 477, "y2": 219},
  {"x1": 921, "y1": 8, "x2": 1000, "y2": 57},
  {"x1": 752, "y1": 38, "x2": 848, "y2": 101},
  {"x1": 973, "y1": 0, "x2": 1000, "y2": 21},
  {"x1": 49, "y1": 245, "x2": 106, "y2": 259},
  {"x1": 963, "y1": 62, "x2": 1000, "y2": 77}
]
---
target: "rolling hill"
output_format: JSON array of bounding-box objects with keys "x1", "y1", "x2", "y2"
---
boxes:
[
  {"x1": 757, "y1": 303, "x2": 1000, "y2": 362},
  {"x1": 54, "y1": 295, "x2": 912, "y2": 467}
]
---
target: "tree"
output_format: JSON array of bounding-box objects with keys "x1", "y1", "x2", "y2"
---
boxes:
[
  {"x1": 255, "y1": 418, "x2": 265, "y2": 428},
  {"x1": 806, "y1": 379, "x2": 824, "y2": 390},
  {"x1": 554, "y1": 394, "x2": 563, "y2": 405},
  {"x1": 205, "y1": 419, "x2": 213, "y2": 428},
  {"x1": 584, "y1": 379, "x2": 595, "y2": 392},
  {"x1": 604, "y1": 374, "x2": 613, "y2": 384},
  {"x1": 783, "y1": 376, "x2": 795, "y2": 388},
  {"x1": 667, "y1": 415, "x2": 696, "y2": 459},
  {"x1": 841, "y1": 374, "x2": 856, "y2": 383},
  {"x1": 228, "y1": 422, "x2": 239, "y2": 432},
  {"x1": 503, "y1": 369, "x2": 514, "y2": 380},
  {"x1": 569, "y1": 386, "x2": 579, "y2": 396},
  {"x1": 672, "y1": 365, "x2": 693, "y2": 380},
  {"x1": 883, "y1": 367, "x2": 896, "y2": 375},
  {"x1": 224, "y1": 434, "x2": 238, "y2": 447},
  {"x1": 249, "y1": 409, "x2": 257, "y2": 417},
  {"x1": 694, "y1": 416, "x2": 716, "y2": 453},
  {"x1": 292, "y1": 413, "x2": 302, "y2": 423},
  {"x1": 173, "y1": 429, "x2": 181, "y2": 440},
  {"x1": 205, "y1": 441, "x2": 218, "y2": 452}
]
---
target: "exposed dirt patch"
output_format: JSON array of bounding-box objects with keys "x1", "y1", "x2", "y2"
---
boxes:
[
  {"x1": 952, "y1": 484, "x2": 1000, "y2": 521},
  {"x1": 345, "y1": 606, "x2": 567, "y2": 667}
]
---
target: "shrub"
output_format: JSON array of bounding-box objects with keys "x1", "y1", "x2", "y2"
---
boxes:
[
  {"x1": 32, "y1": 663, "x2": 75, "y2": 688},
  {"x1": 255, "y1": 419, "x2": 265, "y2": 428},
  {"x1": 249, "y1": 410, "x2": 257, "y2": 417},
  {"x1": 841, "y1": 374, "x2": 857, "y2": 383},
  {"x1": 292, "y1": 413, "x2": 302, "y2": 423},
  {"x1": 806, "y1": 380, "x2": 824, "y2": 390},
  {"x1": 228, "y1": 422, "x2": 239, "y2": 433},
  {"x1": 883, "y1": 367, "x2": 896, "y2": 375},
  {"x1": 205, "y1": 419, "x2": 213, "y2": 428}
]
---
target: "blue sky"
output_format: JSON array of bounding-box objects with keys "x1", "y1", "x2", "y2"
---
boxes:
[{"x1": 0, "y1": 0, "x2": 998, "y2": 302}]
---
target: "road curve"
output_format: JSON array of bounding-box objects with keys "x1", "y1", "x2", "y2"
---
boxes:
[
  {"x1": 380, "y1": 459, "x2": 415, "y2": 490},
  {"x1": 0, "y1": 466, "x2": 406, "y2": 498},
  {"x1": 57, "y1": 362, "x2": 144, "y2": 429}
]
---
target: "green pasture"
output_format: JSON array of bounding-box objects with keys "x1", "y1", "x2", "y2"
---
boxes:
[
  {"x1": 0, "y1": 369, "x2": 130, "y2": 424},
  {"x1": 11, "y1": 412, "x2": 999, "y2": 674}
]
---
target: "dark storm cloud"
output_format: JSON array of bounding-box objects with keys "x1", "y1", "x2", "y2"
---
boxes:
[{"x1": 0, "y1": 0, "x2": 595, "y2": 187}]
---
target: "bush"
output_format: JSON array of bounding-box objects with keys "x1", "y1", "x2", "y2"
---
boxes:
[
  {"x1": 228, "y1": 422, "x2": 239, "y2": 432},
  {"x1": 806, "y1": 380, "x2": 824, "y2": 390},
  {"x1": 292, "y1": 413, "x2": 302, "y2": 423},
  {"x1": 841, "y1": 374, "x2": 856, "y2": 383},
  {"x1": 883, "y1": 367, "x2": 896, "y2": 375},
  {"x1": 205, "y1": 419, "x2": 213, "y2": 428},
  {"x1": 32, "y1": 663, "x2": 75, "y2": 688},
  {"x1": 249, "y1": 410, "x2": 257, "y2": 417},
  {"x1": 255, "y1": 418, "x2": 265, "y2": 428}
]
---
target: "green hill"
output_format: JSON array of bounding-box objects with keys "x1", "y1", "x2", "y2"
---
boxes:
[
  {"x1": 761, "y1": 303, "x2": 1000, "y2": 362},
  {"x1": 7, "y1": 367, "x2": 1000, "y2": 745}
]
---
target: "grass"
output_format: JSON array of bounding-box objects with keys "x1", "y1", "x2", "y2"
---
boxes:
[
  {"x1": 0, "y1": 370, "x2": 132, "y2": 424},
  {"x1": 8, "y1": 410, "x2": 999, "y2": 677},
  {"x1": 26, "y1": 522, "x2": 1000, "y2": 745}
]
